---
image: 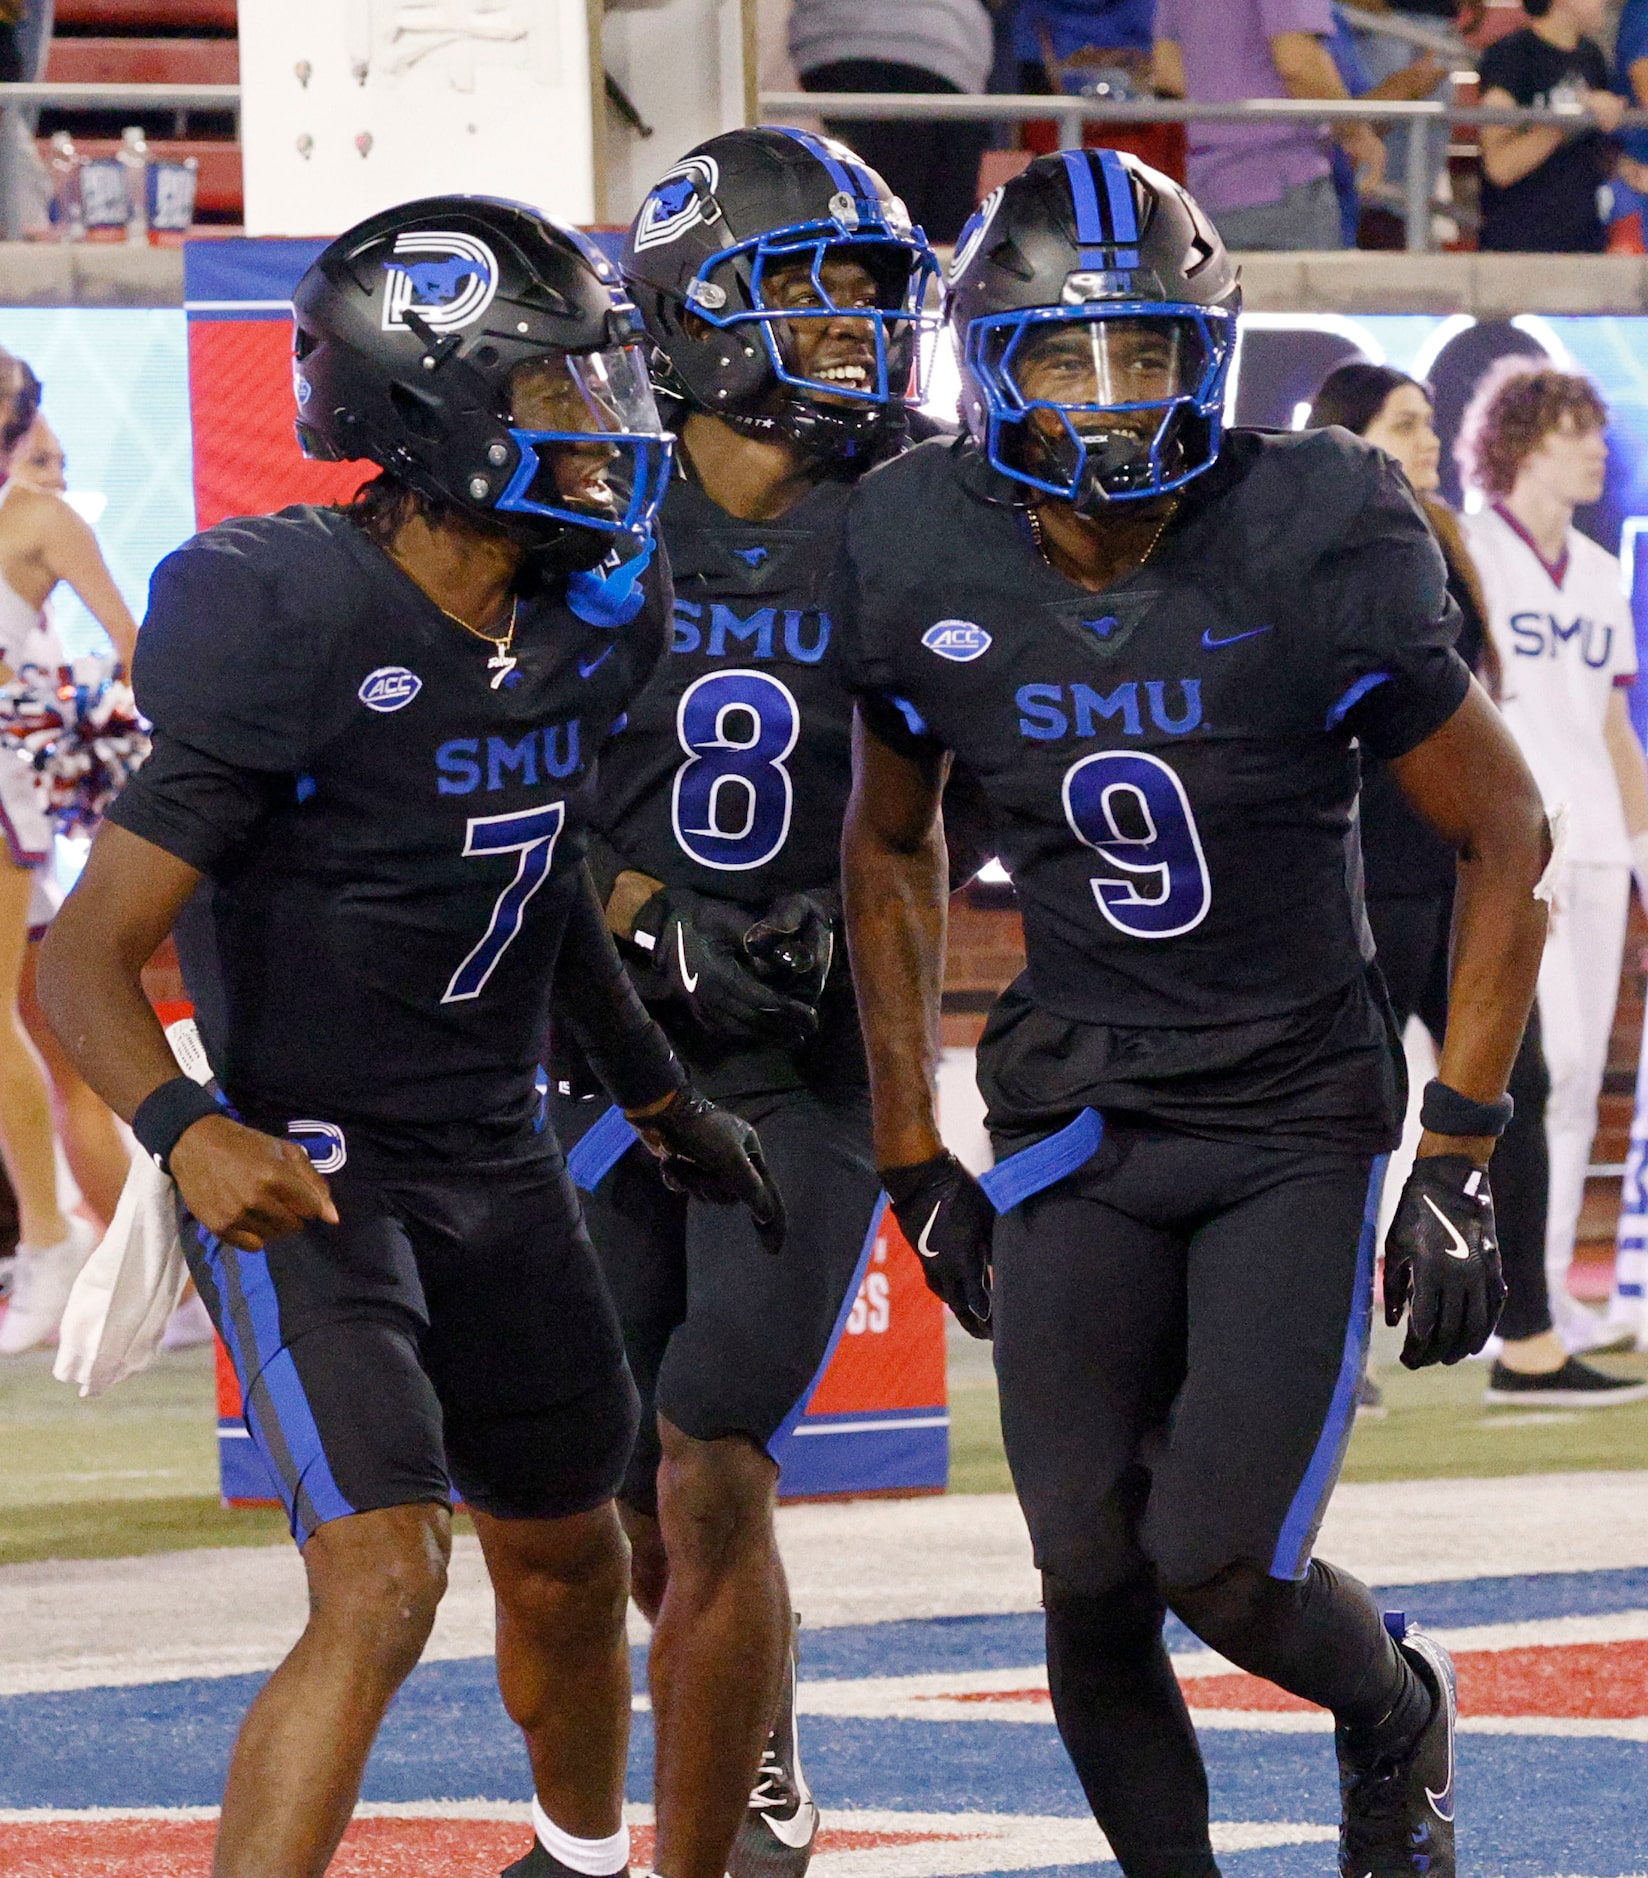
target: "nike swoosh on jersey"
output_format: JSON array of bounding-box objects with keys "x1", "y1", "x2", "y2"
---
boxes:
[
  {"x1": 1422, "y1": 1193, "x2": 1472, "y2": 1261},
  {"x1": 916, "y1": 1203, "x2": 942, "y2": 1258},
  {"x1": 1201, "y1": 624, "x2": 1273, "y2": 650},
  {"x1": 760, "y1": 1798, "x2": 820, "y2": 1849},
  {"x1": 676, "y1": 924, "x2": 700, "y2": 994},
  {"x1": 579, "y1": 647, "x2": 614, "y2": 679}
]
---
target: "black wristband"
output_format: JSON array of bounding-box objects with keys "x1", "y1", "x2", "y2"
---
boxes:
[
  {"x1": 1420, "y1": 1079, "x2": 1514, "y2": 1139},
  {"x1": 131, "y1": 1076, "x2": 221, "y2": 1173},
  {"x1": 879, "y1": 1153, "x2": 955, "y2": 1208}
]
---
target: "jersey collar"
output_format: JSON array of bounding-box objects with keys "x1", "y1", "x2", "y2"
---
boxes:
[{"x1": 1491, "y1": 500, "x2": 1570, "y2": 589}]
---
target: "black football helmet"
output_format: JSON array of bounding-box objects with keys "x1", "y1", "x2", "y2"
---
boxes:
[
  {"x1": 621, "y1": 126, "x2": 940, "y2": 459},
  {"x1": 947, "y1": 150, "x2": 1240, "y2": 509},
  {"x1": 292, "y1": 195, "x2": 672, "y2": 574}
]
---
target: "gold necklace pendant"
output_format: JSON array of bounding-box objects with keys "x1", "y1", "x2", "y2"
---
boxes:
[{"x1": 487, "y1": 641, "x2": 519, "y2": 690}]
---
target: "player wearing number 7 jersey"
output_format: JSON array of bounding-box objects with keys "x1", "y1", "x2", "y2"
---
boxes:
[
  {"x1": 839, "y1": 151, "x2": 1551, "y2": 1878},
  {"x1": 35, "y1": 198, "x2": 781, "y2": 1878}
]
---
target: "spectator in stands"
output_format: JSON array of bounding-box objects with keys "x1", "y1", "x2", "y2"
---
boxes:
[
  {"x1": 1612, "y1": 0, "x2": 1648, "y2": 203},
  {"x1": 1012, "y1": 0, "x2": 1155, "y2": 92},
  {"x1": 1477, "y1": 0, "x2": 1625, "y2": 252},
  {"x1": 1324, "y1": 9, "x2": 1448, "y2": 247},
  {"x1": 790, "y1": 0, "x2": 995, "y2": 242},
  {"x1": 0, "y1": 0, "x2": 52, "y2": 239},
  {"x1": 1154, "y1": 0, "x2": 1386, "y2": 249},
  {"x1": 1310, "y1": 361, "x2": 1644, "y2": 1408},
  {"x1": 1458, "y1": 360, "x2": 1648, "y2": 1355},
  {"x1": 0, "y1": 346, "x2": 137, "y2": 1352}
]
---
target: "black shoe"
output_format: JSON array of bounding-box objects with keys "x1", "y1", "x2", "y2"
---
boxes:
[
  {"x1": 501, "y1": 1843, "x2": 610, "y2": 1878},
  {"x1": 729, "y1": 1617, "x2": 818, "y2": 1878},
  {"x1": 1337, "y1": 1622, "x2": 1455, "y2": 1878},
  {"x1": 1484, "y1": 1357, "x2": 1648, "y2": 1409}
]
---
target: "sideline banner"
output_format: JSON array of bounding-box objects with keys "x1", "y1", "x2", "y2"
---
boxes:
[{"x1": 187, "y1": 238, "x2": 949, "y2": 1506}]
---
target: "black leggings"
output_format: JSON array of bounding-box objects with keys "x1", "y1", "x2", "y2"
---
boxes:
[{"x1": 1367, "y1": 892, "x2": 1552, "y2": 1342}]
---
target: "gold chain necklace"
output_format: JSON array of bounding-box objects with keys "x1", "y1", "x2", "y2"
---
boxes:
[
  {"x1": 386, "y1": 548, "x2": 521, "y2": 690},
  {"x1": 1025, "y1": 503, "x2": 1174, "y2": 578}
]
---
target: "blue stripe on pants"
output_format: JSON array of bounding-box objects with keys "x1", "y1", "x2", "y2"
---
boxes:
[
  {"x1": 1269, "y1": 1155, "x2": 1386, "y2": 1581},
  {"x1": 197, "y1": 1226, "x2": 355, "y2": 1544}
]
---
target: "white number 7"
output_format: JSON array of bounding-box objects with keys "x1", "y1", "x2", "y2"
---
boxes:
[{"x1": 443, "y1": 801, "x2": 566, "y2": 1004}]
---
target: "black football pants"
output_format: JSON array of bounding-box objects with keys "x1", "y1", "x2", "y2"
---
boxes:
[
  {"x1": 1368, "y1": 889, "x2": 1552, "y2": 1340},
  {"x1": 994, "y1": 1127, "x2": 1425, "y2": 1876}
]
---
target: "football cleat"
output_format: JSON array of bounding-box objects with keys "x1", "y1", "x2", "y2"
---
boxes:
[
  {"x1": 730, "y1": 1616, "x2": 819, "y2": 1878},
  {"x1": 499, "y1": 1840, "x2": 612, "y2": 1878},
  {"x1": 1337, "y1": 1621, "x2": 1456, "y2": 1878}
]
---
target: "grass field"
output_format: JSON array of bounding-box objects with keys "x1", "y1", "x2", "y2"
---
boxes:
[{"x1": 2, "y1": 1335, "x2": 1647, "y2": 1565}]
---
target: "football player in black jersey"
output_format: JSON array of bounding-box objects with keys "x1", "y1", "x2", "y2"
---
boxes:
[
  {"x1": 547, "y1": 128, "x2": 944, "y2": 1878},
  {"x1": 37, "y1": 198, "x2": 781, "y2": 1878},
  {"x1": 839, "y1": 152, "x2": 1550, "y2": 1878}
]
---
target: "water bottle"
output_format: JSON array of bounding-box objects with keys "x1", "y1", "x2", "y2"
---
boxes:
[
  {"x1": 46, "y1": 132, "x2": 83, "y2": 242},
  {"x1": 115, "y1": 126, "x2": 149, "y2": 245}
]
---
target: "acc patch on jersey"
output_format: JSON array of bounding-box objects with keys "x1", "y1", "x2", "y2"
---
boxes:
[
  {"x1": 380, "y1": 230, "x2": 499, "y2": 334},
  {"x1": 633, "y1": 155, "x2": 721, "y2": 252},
  {"x1": 358, "y1": 666, "x2": 423, "y2": 713},
  {"x1": 922, "y1": 620, "x2": 993, "y2": 663}
]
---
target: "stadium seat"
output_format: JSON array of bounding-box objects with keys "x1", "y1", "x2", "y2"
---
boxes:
[
  {"x1": 44, "y1": 40, "x2": 238, "y2": 85},
  {"x1": 53, "y1": 0, "x2": 237, "y2": 30}
]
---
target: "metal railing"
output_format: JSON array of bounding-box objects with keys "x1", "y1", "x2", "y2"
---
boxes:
[
  {"x1": 760, "y1": 91, "x2": 1648, "y2": 253},
  {"x1": 0, "y1": 82, "x2": 238, "y2": 110}
]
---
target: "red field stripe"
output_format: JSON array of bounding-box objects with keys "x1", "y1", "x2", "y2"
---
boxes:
[{"x1": 0, "y1": 1818, "x2": 971, "y2": 1876}]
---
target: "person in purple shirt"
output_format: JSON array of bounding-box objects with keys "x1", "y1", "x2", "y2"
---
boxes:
[{"x1": 1155, "y1": 0, "x2": 1385, "y2": 248}]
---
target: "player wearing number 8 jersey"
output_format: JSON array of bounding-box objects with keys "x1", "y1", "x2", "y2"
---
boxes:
[
  {"x1": 839, "y1": 151, "x2": 1551, "y2": 1878},
  {"x1": 549, "y1": 127, "x2": 962, "y2": 1878},
  {"x1": 36, "y1": 198, "x2": 781, "y2": 1878}
]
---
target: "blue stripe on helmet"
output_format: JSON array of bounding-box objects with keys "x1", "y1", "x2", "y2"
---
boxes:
[
  {"x1": 1062, "y1": 149, "x2": 1109, "y2": 264},
  {"x1": 1097, "y1": 149, "x2": 1139, "y2": 244},
  {"x1": 776, "y1": 126, "x2": 864, "y2": 205}
]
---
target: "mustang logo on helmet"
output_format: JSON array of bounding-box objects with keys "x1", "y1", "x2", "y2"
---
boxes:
[
  {"x1": 380, "y1": 230, "x2": 499, "y2": 333},
  {"x1": 633, "y1": 156, "x2": 722, "y2": 253}
]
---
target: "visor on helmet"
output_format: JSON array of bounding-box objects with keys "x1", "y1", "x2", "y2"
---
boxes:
[
  {"x1": 497, "y1": 342, "x2": 673, "y2": 555},
  {"x1": 687, "y1": 230, "x2": 940, "y2": 409},
  {"x1": 968, "y1": 305, "x2": 1235, "y2": 505}
]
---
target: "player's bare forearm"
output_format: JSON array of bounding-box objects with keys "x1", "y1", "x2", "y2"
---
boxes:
[
  {"x1": 843, "y1": 709, "x2": 949, "y2": 1170},
  {"x1": 37, "y1": 822, "x2": 204, "y2": 1120},
  {"x1": 1390, "y1": 681, "x2": 1550, "y2": 1161}
]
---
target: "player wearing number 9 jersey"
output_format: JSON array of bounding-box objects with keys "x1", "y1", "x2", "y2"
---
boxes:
[
  {"x1": 547, "y1": 127, "x2": 960, "y2": 1878},
  {"x1": 36, "y1": 197, "x2": 782, "y2": 1878},
  {"x1": 839, "y1": 152, "x2": 1552, "y2": 1878}
]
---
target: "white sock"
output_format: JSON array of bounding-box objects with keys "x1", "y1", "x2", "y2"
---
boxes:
[{"x1": 531, "y1": 1798, "x2": 629, "y2": 1875}]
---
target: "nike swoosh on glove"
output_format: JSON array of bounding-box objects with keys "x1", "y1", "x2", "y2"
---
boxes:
[
  {"x1": 638, "y1": 889, "x2": 820, "y2": 1047},
  {"x1": 631, "y1": 1090, "x2": 786, "y2": 1253},
  {"x1": 881, "y1": 1151, "x2": 993, "y2": 1339},
  {"x1": 1384, "y1": 1154, "x2": 1507, "y2": 1369}
]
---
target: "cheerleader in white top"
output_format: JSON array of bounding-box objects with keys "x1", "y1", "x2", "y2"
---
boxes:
[
  {"x1": 0, "y1": 351, "x2": 137, "y2": 1352},
  {"x1": 1459, "y1": 358, "x2": 1648, "y2": 1354}
]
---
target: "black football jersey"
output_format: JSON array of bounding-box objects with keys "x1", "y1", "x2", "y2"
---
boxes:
[
  {"x1": 108, "y1": 505, "x2": 668, "y2": 1136},
  {"x1": 593, "y1": 473, "x2": 856, "y2": 900},
  {"x1": 839, "y1": 429, "x2": 1470, "y2": 1144}
]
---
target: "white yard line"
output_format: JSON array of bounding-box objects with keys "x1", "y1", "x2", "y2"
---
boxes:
[{"x1": 4, "y1": 1477, "x2": 1648, "y2": 1698}]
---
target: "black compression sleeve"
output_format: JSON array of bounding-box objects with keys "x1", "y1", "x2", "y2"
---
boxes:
[{"x1": 552, "y1": 865, "x2": 688, "y2": 1112}]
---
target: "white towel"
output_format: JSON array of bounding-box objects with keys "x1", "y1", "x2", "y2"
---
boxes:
[{"x1": 52, "y1": 1020, "x2": 213, "y2": 1399}]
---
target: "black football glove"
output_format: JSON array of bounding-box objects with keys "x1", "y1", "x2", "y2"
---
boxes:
[
  {"x1": 1384, "y1": 1154, "x2": 1507, "y2": 1369},
  {"x1": 744, "y1": 891, "x2": 837, "y2": 1008},
  {"x1": 636, "y1": 888, "x2": 819, "y2": 1047},
  {"x1": 631, "y1": 1089, "x2": 786, "y2": 1254},
  {"x1": 881, "y1": 1151, "x2": 994, "y2": 1339}
]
